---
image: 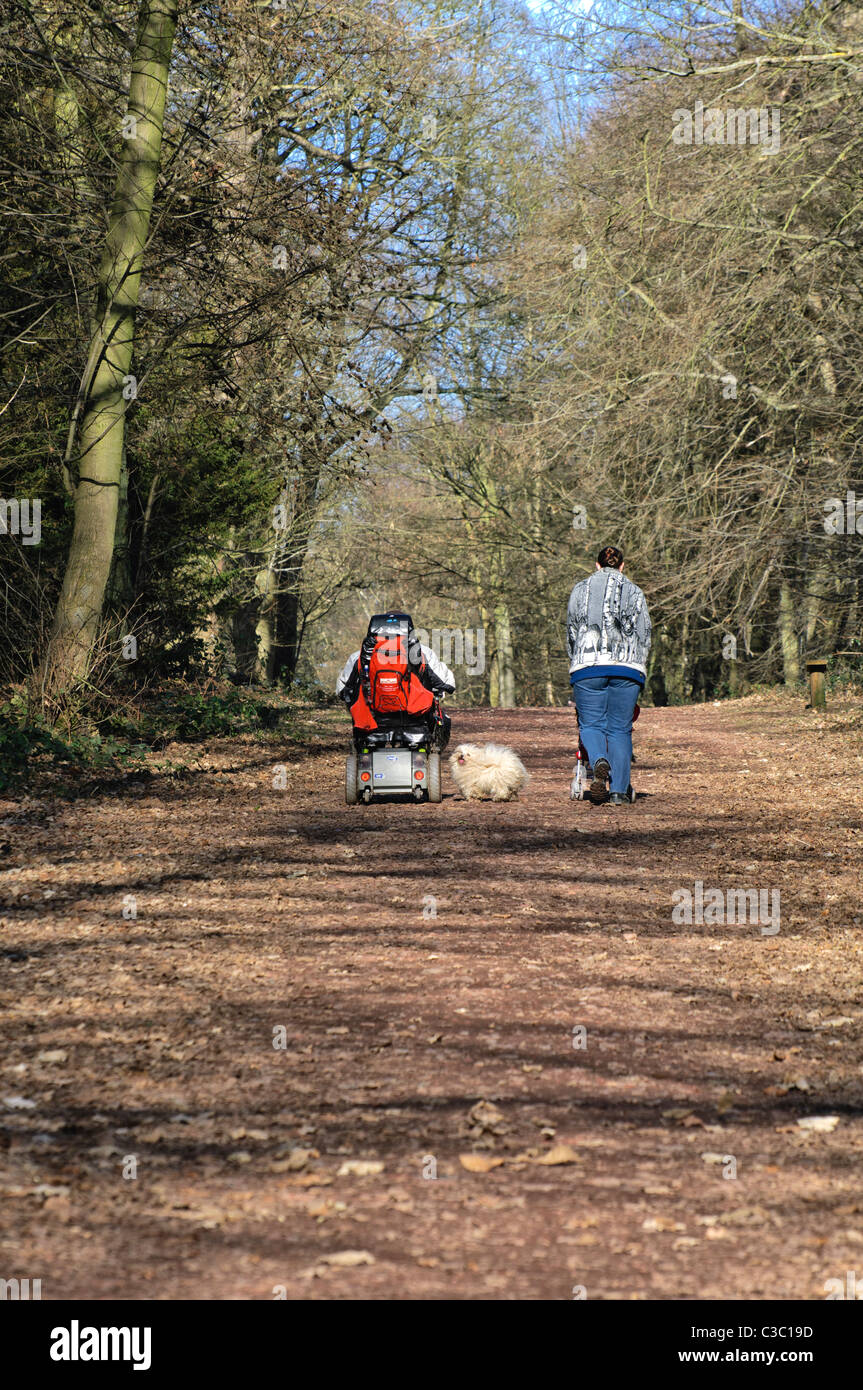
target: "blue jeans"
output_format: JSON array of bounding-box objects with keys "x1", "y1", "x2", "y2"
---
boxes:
[{"x1": 572, "y1": 675, "x2": 641, "y2": 793}]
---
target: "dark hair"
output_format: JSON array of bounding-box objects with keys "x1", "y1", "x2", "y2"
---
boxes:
[{"x1": 597, "y1": 545, "x2": 624, "y2": 569}]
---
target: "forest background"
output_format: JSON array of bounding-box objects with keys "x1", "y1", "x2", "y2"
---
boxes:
[{"x1": 2, "y1": 0, "x2": 862, "y2": 764}]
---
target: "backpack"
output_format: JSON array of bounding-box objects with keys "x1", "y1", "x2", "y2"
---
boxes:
[
  {"x1": 354, "y1": 613, "x2": 434, "y2": 725},
  {"x1": 362, "y1": 631, "x2": 412, "y2": 714}
]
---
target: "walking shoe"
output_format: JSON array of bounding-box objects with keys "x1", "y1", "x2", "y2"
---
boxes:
[
  {"x1": 609, "y1": 786, "x2": 636, "y2": 805},
  {"x1": 589, "y1": 757, "x2": 610, "y2": 803}
]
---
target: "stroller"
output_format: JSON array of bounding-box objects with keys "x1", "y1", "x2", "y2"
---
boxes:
[
  {"x1": 344, "y1": 613, "x2": 450, "y2": 805},
  {"x1": 570, "y1": 702, "x2": 639, "y2": 801}
]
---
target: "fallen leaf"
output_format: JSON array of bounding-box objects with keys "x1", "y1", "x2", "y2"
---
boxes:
[
  {"x1": 717, "y1": 1206, "x2": 769, "y2": 1227},
  {"x1": 642, "y1": 1216, "x2": 685, "y2": 1233},
  {"x1": 535, "y1": 1144, "x2": 581, "y2": 1166},
  {"x1": 466, "y1": 1100, "x2": 507, "y2": 1135},
  {"x1": 459, "y1": 1153, "x2": 505, "y2": 1173},
  {"x1": 272, "y1": 1148, "x2": 313, "y2": 1172},
  {"x1": 337, "y1": 1160, "x2": 384, "y2": 1177},
  {"x1": 775, "y1": 1078, "x2": 810, "y2": 1095},
  {"x1": 320, "y1": 1249, "x2": 375, "y2": 1267}
]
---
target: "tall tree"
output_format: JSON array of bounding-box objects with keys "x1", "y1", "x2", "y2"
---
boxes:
[{"x1": 38, "y1": 0, "x2": 178, "y2": 695}]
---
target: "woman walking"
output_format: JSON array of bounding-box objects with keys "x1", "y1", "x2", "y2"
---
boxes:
[{"x1": 566, "y1": 545, "x2": 652, "y2": 805}]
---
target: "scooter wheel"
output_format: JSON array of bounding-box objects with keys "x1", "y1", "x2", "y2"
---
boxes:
[
  {"x1": 345, "y1": 752, "x2": 359, "y2": 804},
  {"x1": 427, "y1": 752, "x2": 442, "y2": 803}
]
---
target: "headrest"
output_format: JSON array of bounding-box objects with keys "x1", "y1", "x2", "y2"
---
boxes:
[{"x1": 366, "y1": 612, "x2": 412, "y2": 639}]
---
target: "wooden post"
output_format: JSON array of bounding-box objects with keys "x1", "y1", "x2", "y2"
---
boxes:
[{"x1": 806, "y1": 658, "x2": 827, "y2": 709}]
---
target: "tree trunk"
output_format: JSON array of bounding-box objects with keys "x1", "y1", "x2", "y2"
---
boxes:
[
  {"x1": 656, "y1": 623, "x2": 687, "y2": 704},
  {"x1": 272, "y1": 586, "x2": 303, "y2": 685},
  {"x1": 732, "y1": 0, "x2": 747, "y2": 56},
  {"x1": 540, "y1": 635, "x2": 555, "y2": 705},
  {"x1": 479, "y1": 602, "x2": 497, "y2": 705},
  {"x1": 494, "y1": 602, "x2": 516, "y2": 708},
  {"x1": 778, "y1": 580, "x2": 800, "y2": 685},
  {"x1": 837, "y1": 574, "x2": 859, "y2": 648},
  {"x1": 805, "y1": 558, "x2": 830, "y2": 646},
  {"x1": 254, "y1": 559, "x2": 278, "y2": 684},
  {"x1": 106, "y1": 445, "x2": 133, "y2": 611},
  {"x1": 231, "y1": 591, "x2": 261, "y2": 682},
  {"x1": 38, "y1": 0, "x2": 178, "y2": 696},
  {"x1": 133, "y1": 472, "x2": 160, "y2": 598},
  {"x1": 269, "y1": 460, "x2": 320, "y2": 684},
  {"x1": 646, "y1": 641, "x2": 668, "y2": 706}
]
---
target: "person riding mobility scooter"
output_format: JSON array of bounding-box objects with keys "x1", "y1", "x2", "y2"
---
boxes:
[{"x1": 336, "y1": 612, "x2": 455, "y2": 804}]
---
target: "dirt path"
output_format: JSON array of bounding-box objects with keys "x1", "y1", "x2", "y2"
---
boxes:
[{"x1": 2, "y1": 696, "x2": 862, "y2": 1300}]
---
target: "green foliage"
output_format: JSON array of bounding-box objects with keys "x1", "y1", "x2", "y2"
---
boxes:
[
  {"x1": 0, "y1": 687, "x2": 285, "y2": 792},
  {"x1": 289, "y1": 671, "x2": 339, "y2": 705},
  {"x1": 101, "y1": 686, "x2": 284, "y2": 746},
  {"x1": 827, "y1": 643, "x2": 863, "y2": 695},
  {"x1": 0, "y1": 697, "x2": 149, "y2": 792}
]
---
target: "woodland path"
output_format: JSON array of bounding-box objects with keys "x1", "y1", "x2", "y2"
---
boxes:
[{"x1": 2, "y1": 695, "x2": 862, "y2": 1300}]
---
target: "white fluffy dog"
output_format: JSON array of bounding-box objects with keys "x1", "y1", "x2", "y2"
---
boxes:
[{"x1": 449, "y1": 743, "x2": 530, "y2": 801}]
